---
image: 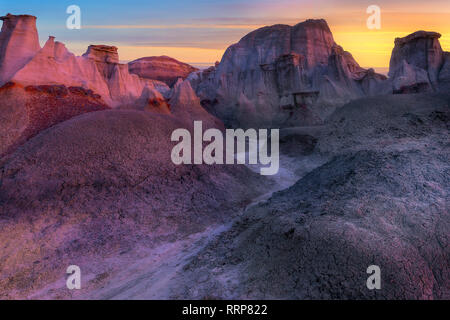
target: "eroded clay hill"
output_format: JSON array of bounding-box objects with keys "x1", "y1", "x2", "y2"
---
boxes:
[
  {"x1": 0, "y1": 109, "x2": 268, "y2": 299},
  {"x1": 168, "y1": 93, "x2": 450, "y2": 299}
]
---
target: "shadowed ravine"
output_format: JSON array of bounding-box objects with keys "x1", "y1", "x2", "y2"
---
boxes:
[{"x1": 29, "y1": 152, "x2": 324, "y2": 299}]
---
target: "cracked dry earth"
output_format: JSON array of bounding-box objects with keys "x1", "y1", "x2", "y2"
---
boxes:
[
  {"x1": 0, "y1": 93, "x2": 449, "y2": 299},
  {"x1": 0, "y1": 109, "x2": 267, "y2": 299},
  {"x1": 167, "y1": 93, "x2": 450, "y2": 300},
  {"x1": 76, "y1": 93, "x2": 449, "y2": 300}
]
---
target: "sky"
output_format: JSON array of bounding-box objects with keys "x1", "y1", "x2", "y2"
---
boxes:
[{"x1": 1, "y1": 0, "x2": 450, "y2": 71}]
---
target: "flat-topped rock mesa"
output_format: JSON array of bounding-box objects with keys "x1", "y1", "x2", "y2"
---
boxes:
[
  {"x1": 82, "y1": 45, "x2": 119, "y2": 64},
  {"x1": 189, "y1": 19, "x2": 390, "y2": 128},
  {"x1": 128, "y1": 56, "x2": 198, "y2": 87},
  {"x1": 389, "y1": 31, "x2": 447, "y2": 93},
  {"x1": 0, "y1": 14, "x2": 40, "y2": 84}
]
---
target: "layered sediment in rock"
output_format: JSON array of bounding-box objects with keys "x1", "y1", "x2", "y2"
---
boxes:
[
  {"x1": 0, "y1": 82, "x2": 109, "y2": 156},
  {"x1": 0, "y1": 12, "x2": 449, "y2": 300},
  {"x1": 0, "y1": 14, "x2": 187, "y2": 154},
  {"x1": 128, "y1": 56, "x2": 198, "y2": 87},
  {"x1": 190, "y1": 19, "x2": 389, "y2": 128},
  {"x1": 190, "y1": 22, "x2": 450, "y2": 128},
  {"x1": 389, "y1": 31, "x2": 448, "y2": 93},
  {"x1": 82, "y1": 45, "x2": 119, "y2": 64},
  {"x1": 0, "y1": 14, "x2": 40, "y2": 84},
  {"x1": 9, "y1": 35, "x2": 169, "y2": 107}
]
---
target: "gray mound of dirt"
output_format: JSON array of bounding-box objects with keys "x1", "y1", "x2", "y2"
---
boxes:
[
  {"x1": 168, "y1": 93, "x2": 450, "y2": 299},
  {"x1": 317, "y1": 93, "x2": 450, "y2": 155},
  {"x1": 0, "y1": 110, "x2": 268, "y2": 299}
]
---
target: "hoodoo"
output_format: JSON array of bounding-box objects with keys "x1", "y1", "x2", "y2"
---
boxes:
[
  {"x1": 389, "y1": 31, "x2": 445, "y2": 92},
  {"x1": 189, "y1": 19, "x2": 389, "y2": 128},
  {"x1": 0, "y1": 14, "x2": 40, "y2": 85}
]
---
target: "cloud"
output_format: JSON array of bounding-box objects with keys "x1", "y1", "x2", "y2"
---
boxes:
[{"x1": 83, "y1": 24, "x2": 266, "y2": 30}]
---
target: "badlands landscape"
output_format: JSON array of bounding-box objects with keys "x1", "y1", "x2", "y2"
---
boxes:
[{"x1": 0, "y1": 13, "x2": 449, "y2": 299}]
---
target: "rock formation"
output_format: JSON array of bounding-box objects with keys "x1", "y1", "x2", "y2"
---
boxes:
[
  {"x1": 190, "y1": 21, "x2": 450, "y2": 129},
  {"x1": 389, "y1": 31, "x2": 444, "y2": 91},
  {"x1": 82, "y1": 45, "x2": 119, "y2": 64},
  {"x1": 9, "y1": 35, "x2": 170, "y2": 107},
  {"x1": 0, "y1": 14, "x2": 187, "y2": 155},
  {"x1": 169, "y1": 78, "x2": 223, "y2": 129},
  {"x1": 0, "y1": 82, "x2": 109, "y2": 156},
  {"x1": 189, "y1": 19, "x2": 389, "y2": 128},
  {"x1": 388, "y1": 31, "x2": 450, "y2": 94},
  {"x1": 439, "y1": 52, "x2": 450, "y2": 90},
  {"x1": 128, "y1": 56, "x2": 198, "y2": 87},
  {"x1": 0, "y1": 14, "x2": 40, "y2": 85},
  {"x1": 0, "y1": 14, "x2": 173, "y2": 108},
  {"x1": 0, "y1": 12, "x2": 449, "y2": 300}
]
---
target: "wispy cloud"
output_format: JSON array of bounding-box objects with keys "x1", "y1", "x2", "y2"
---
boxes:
[{"x1": 83, "y1": 24, "x2": 266, "y2": 30}]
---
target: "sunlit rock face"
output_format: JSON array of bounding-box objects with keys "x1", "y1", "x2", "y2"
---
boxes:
[
  {"x1": 0, "y1": 14, "x2": 180, "y2": 154},
  {"x1": 0, "y1": 82, "x2": 110, "y2": 156},
  {"x1": 189, "y1": 19, "x2": 389, "y2": 128},
  {"x1": 128, "y1": 56, "x2": 198, "y2": 87},
  {"x1": 82, "y1": 45, "x2": 120, "y2": 64},
  {"x1": 0, "y1": 14, "x2": 40, "y2": 85},
  {"x1": 0, "y1": 14, "x2": 172, "y2": 107},
  {"x1": 9, "y1": 35, "x2": 169, "y2": 107}
]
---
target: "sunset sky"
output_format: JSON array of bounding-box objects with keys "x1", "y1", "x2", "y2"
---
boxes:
[{"x1": 2, "y1": 0, "x2": 450, "y2": 72}]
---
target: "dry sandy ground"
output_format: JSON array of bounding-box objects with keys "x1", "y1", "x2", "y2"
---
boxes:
[{"x1": 1, "y1": 93, "x2": 448, "y2": 299}]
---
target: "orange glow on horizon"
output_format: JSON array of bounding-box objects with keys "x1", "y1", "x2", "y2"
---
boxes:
[{"x1": 65, "y1": 11, "x2": 450, "y2": 70}]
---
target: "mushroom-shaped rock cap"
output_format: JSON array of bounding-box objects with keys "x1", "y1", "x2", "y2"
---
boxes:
[
  {"x1": 394, "y1": 31, "x2": 441, "y2": 46},
  {"x1": 82, "y1": 45, "x2": 119, "y2": 64},
  {"x1": 0, "y1": 13, "x2": 37, "y2": 21}
]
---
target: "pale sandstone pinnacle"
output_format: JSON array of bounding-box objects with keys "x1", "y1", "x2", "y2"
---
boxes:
[
  {"x1": 0, "y1": 13, "x2": 40, "y2": 84},
  {"x1": 0, "y1": 13, "x2": 177, "y2": 155},
  {"x1": 0, "y1": 13, "x2": 170, "y2": 109}
]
